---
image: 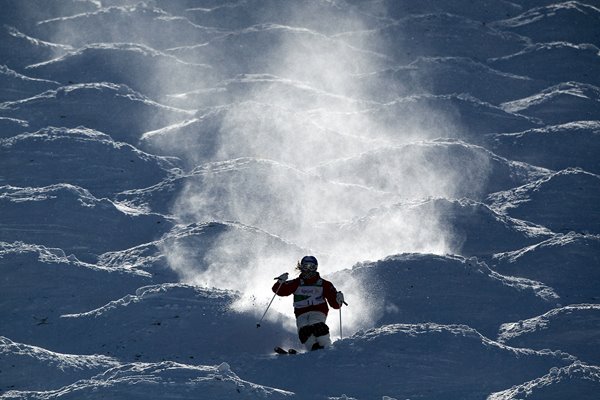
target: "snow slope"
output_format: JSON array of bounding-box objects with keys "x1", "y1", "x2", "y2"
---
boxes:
[
  {"x1": 490, "y1": 232, "x2": 600, "y2": 304},
  {"x1": 487, "y1": 168, "x2": 600, "y2": 234},
  {"x1": 484, "y1": 120, "x2": 600, "y2": 174},
  {"x1": 498, "y1": 304, "x2": 600, "y2": 365},
  {"x1": 1, "y1": 0, "x2": 599, "y2": 399},
  {"x1": 0, "y1": 127, "x2": 181, "y2": 197}
]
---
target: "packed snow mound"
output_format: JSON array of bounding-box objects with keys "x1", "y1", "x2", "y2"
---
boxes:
[
  {"x1": 330, "y1": 198, "x2": 553, "y2": 258},
  {"x1": 352, "y1": 0, "x2": 521, "y2": 22},
  {"x1": 0, "y1": 83, "x2": 192, "y2": 141},
  {"x1": 167, "y1": 24, "x2": 389, "y2": 81},
  {"x1": 0, "y1": 241, "x2": 151, "y2": 345},
  {"x1": 113, "y1": 174, "x2": 189, "y2": 216},
  {"x1": 160, "y1": 157, "x2": 394, "y2": 239},
  {"x1": 361, "y1": 56, "x2": 545, "y2": 105},
  {"x1": 313, "y1": 139, "x2": 550, "y2": 200},
  {"x1": 185, "y1": 0, "x2": 381, "y2": 34},
  {"x1": 485, "y1": 121, "x2": 600, "y2": 174},
  {"x1": 55, "y1": 284, "x2": 294, "y2": 362},
  {"x1": 116, "y1": 156, "x2": 394, "y2": 223},
  {"x1": 0, "y1": 184, "x2": 173, "y2": 262},
  {"x1": 489, "y1": 42, "x2": 600, "y2": 86},
  {"x1": 329, "y1": 253, "x2": 558, "y2": 338},
  {"x1": 0, "y1": 65, "x2": 58, "y2": 102},
  {"x1": 32, "y1": 3, "x2": 222, "y2": 50},
  {"x1": 164, "y1": 73, "x2": 370, "y2": 111},
  {"x1": 2, "y1": 361, "x2": 293, "y2": 400},
  {"x1": 487, "y1": 362, "x2": 600, "y2": 400},
  {"x1": 25, "y1": 43, "x2": 214, "y2": 99},
  {"x1": 501, "y1": 82, "x2": 600, "y2": 125},
  {"x1": 0, "y1": 117, "x2": 29, "y2": 137},
  {"x1": 0, "y1": 0, "x2": 99, "y2": 29},
  {"x1": 0, "y1": 127, "x2": 181, "y2": 198},
  {"x1": 492, "y1": 2, "x2": 600, "y2": 46},
  {"x1": 98, "y1": 221, "x2": 309, "y2": 287},
  {"x1": 140, "y1": 102, "x2": 379, "y2": 167},
  {"x1": 337, "y1": 13, "x2": 526, "y2": 63},
  {"x1": 498, "y1": 304, "x2": 600, "y2": 365},
  {"x1": 0, "y1": 337, "x2": 119, "y2": 392},
  {"x1": 491, "y1": 232, "x2": 600, "y2": 304},
  {"x1": 308, "y1": 93, "x2": 538, "y2": 141},
  {"x1": 241, "y1": 323, "x2": 575, "y2": 400},
  {"x1": 487, "y1": 168, "x2": 600, "y2": 234},
  {"x1": 0, "y1": 25, "x2": 72, "y2": 70}
]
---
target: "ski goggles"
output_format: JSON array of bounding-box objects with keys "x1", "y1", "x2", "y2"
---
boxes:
[{"x1": 300, "y1": 262, "x2": 317, "y2": 271}]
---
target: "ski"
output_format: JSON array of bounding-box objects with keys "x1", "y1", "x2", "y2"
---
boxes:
[{"x1": 274, "y1": 346, "x2": 297, "y2": 355}]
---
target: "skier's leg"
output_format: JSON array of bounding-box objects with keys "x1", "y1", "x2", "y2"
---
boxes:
[
  {"x1": 316, "y1": 334, "x2": 332, "y2": 347},
  {"x1": 296, "y1": 313, "x2": 314, "y2": 350},
  {"x1": 297, "y1": 312, "x2": 325, "y2": 351},
  {"x1": 304, "y1": 335, "x2": 318, "y2": 350},
  {"x1": 314, "y1": 324, "x2": 332, "y2": 347},
  {"x1": 311, "y1": 314, "x2": 332, "y2": 348},
  {"x1": 296, "y1": 312, "x2": 331, "y2": 350},
  {"x1": 298, "y1": 324, "x2": 314, "y2": 344}
]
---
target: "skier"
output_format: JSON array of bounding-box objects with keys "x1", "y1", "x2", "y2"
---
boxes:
[{"x1": 273, "y1": 255, "x2": 345, "y2": 351}]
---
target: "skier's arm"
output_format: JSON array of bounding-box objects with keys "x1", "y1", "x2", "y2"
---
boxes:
[
  {"x1": 324, "y1": 281, "x2": 342, "y2": 309},
  {"x1": 272, "y1": 278, "x2": 300, "y2": 296}
]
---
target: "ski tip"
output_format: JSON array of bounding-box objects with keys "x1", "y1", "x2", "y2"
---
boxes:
[{"x1": 274, "y1": 346, "x2": 297, "y2": 355}]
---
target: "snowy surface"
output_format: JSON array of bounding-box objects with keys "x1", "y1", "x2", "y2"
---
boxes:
[{"x1": 1, "y1": 1, "x2": 600, "y2": 399}]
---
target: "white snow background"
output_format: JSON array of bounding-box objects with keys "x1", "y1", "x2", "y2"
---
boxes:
[{"x1": 1, "y1": 0, "x2": 600, "y2": 399}]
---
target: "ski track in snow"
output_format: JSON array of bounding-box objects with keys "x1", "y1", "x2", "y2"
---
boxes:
[{"x1": 1, "y1": 0, "x2": 600, "y2": 399}]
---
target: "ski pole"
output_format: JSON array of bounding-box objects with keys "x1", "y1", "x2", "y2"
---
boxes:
[
  {"x1": 339, "y1": 300, "x2": 348, "y2": 340},
  {"x1": 256, "y1": 279, "x2": 284, "y2": 328},
  {"x1": 339, "y1": 308, "x2": 343, "y2": 340}
]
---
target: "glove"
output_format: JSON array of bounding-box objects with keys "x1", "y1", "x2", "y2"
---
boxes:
[
  {"x1": 336, "y1": 291, "x2": 346, "y2": 306},
  {"x1": 275, "y1": 272, "x2": 288, "y2": 283}
]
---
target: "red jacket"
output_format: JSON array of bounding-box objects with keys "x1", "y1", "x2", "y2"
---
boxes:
[{"x1": 272, "y1": 272, "x2": 341, "y2": 317}]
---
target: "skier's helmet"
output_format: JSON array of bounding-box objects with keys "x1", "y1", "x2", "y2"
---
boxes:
[{"x1": 300, "y1": 255, "x2": 318, "y2": 272}]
